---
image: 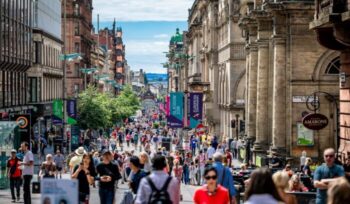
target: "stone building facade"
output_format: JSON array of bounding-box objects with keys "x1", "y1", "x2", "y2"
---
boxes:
[
  {"x1": 239, "y1": 0, "x2": 340, "y2": 162},
  {"x1": 62, "y1": 0, "x2": 93, "y2": 97},
  {"x1": 187, "y1": 0, "x2": 246, "y2": 139},
  {"x1": 311, "y1": 0, "x2": 350, "y2": 160}
]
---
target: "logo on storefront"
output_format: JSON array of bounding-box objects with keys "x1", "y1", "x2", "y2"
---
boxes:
[
  {"x1": 16, "y1": 116, "x2": 29, "y2": 128},
  {"x1": 302, "y1": 113, "x2": 328, "y2": 130}
]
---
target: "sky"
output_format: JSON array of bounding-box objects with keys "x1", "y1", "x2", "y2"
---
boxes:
[{"x1": 93, "y1": 0, "x2": 195, "y2": 73}]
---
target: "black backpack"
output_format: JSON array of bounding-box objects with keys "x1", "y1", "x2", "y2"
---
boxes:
[{"x1": 147, "y1": 176, "x2": 173, "y2": 204}]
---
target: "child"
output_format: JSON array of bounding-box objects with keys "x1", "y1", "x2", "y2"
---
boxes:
[{"x1": 189, "y1": 161, "x2": 198, "y2": 185}]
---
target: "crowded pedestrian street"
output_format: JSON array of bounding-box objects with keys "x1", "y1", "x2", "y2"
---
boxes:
[{"x1": 2, "y1": 0, "x2": 350, "y2": 204}]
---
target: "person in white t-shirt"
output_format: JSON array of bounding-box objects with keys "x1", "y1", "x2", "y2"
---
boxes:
[
  {"x1": 20, "y1": 142, "x2": 34, "y2": 204},
  {"x1": 207, "y1": 145, "x2": 216, "y2": 159}
]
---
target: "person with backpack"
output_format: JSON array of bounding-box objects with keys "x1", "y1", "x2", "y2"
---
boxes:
[
  {"x1": 7, "y1": 149, "x2": 22, "y2": 202},
  {"x1": 135, "y1": 155, "x2": 180, "y2": 204},
  {"x1": 212, "y1": 152, "x2": 237, "y2": 204}
]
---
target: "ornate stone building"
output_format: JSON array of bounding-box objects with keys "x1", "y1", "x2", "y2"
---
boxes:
[
  {"x1": 187, "y1": 0, "x2": 246, "y2": 138},
  {"x1": 239, "y1": 0, "x2": 340, "y2": 162}
]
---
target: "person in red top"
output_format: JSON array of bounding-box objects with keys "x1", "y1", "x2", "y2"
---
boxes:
[
  {"x1": 193, "y1": 166, "x2": 230, "y2": 204},
  {"x1": 7, "y1": 149, "x2": 22, "y2": 202}
]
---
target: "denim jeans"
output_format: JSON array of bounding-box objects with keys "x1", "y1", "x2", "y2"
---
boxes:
[
  {"x1": 10, "y1": 177, "x2": 21, "y2": 200},
  {"x1": 98, "y1": 188, "x2": 114, "y2": 204},
  {"x1": 182, "y1": 165, "x2": 190, "y2": 184},
  {"x1": 23, "y1": 175, "x2": 32, "y2": 204}
]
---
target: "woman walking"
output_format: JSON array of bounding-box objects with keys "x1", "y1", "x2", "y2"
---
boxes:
[{"x1": 71, "y1": 153, "x2": 95, "y2": 204}]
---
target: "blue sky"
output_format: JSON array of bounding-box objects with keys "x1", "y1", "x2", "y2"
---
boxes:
[{"x1": 93, "y1": 0, "x2": 194, "y2": 73}]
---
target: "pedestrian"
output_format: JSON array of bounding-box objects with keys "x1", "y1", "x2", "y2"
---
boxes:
[
  {"x1": 189, "y1": 161, "x2": 197, "y2": 185},
  {"x1": 139, "y1": 152, "x2": 152, "y2": 174},
  {"x1": 230, "y1": 139, "x2": 237, "y2": 159},
  {"x1": 135, "y1": 155, "x2": 180, "y2": 204},
  {"x1": 69, "y1": 147, "x2": 86, "y2": 172},
  {"x1": 173, "y1": 159, "x2": 183, "y2": 200},
  {"x1": 39, "y1": 154, "x2": 56, "y2": 179},
  {"x1": 327, "y1": 177, "x2": 350, "y2": 204},
  {"x1": 314, "y1": 148, "x2": 345, "y2": 204},
  {"x1": 129, "y1": 156, "x2": 147, "y2": 194},
  {"x1": 216, "y1": 144, "x2": 224, "y2": 154},
  {"x1": 20, "y1": 142, "x2": 34, "y2": 204},
  {"x1": 71, "y1": 153, "x2": 95, "y2": 204},
  {"x1": 191, "y1": 137, "x2": 197, "y2": 156},
  {"x1": 197, "y1": 150, "x2": 207, "y2": 185},
  {"x1": 7, "y1": 149, "x2": 22, "y2": 202},
  {"x1": 244, "y1": 168, "x2": 282, "y2": 204},
  {"x1": 96, "y1": 150, "x2": 121, "y2": 204},
  {"x1": 126, "y1": 133, "x2": 131, "y2": 147},
  {"x1": 225, "y1": 148, "x2": 233, "y2": 168},
  {"x1": 212, "y1": 152, "x2": 237, "y2": 204},
  {"x1": 110, "y1": 137, "x2": 116, "y2": 151},
  {"x1": 53, "y1": 150, "x2": 65, "y2": 179},
  {"x1": 193, "y1": 166, "x2": 230, "y2": 204},
  {"x1": 92, "y1": 151, "x2": 101, "y2": 169},
  {"x1": 183, "y1": 152, "x2": 191, "y2": 185},
  {"x1": 133, "y1": 131, "x2": 139, "y2": 148},
  {"x1": 303, "y1": 158, "x2": 312, "y2": 177},
  {"x1": 288, "y1": 174, "x2": 308, "y2": 192},
  {"x1": 272, "y1": 171, "x2": 297, "y2": 204},
  {"x1": 207, "y1": 145, "x2": 215, "y2": 160}
]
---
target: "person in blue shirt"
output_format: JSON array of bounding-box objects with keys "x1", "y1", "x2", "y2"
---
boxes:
[
  {"x1": 190, "y1": 137, "x2": 197, "y2": 156},
  {"x1": 212, "y1": 152, "x2": 237, "y2": 204},
  {"x1": 314, "y1": 148, "x2": 345, "y2": 204}
]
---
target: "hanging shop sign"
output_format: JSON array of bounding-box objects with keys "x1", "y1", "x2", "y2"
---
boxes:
[
  {"x1": 302, "y1": 113, "x2": 329, "y2": 130},
  {"x1": 167, "y1": 92, "x2": 184, "y2": 128},
  {"x1": 188, "y1": 93, "x2": 203, "y2": 129},
  {"x1": 10, "y1": 114, "x2": 31, "y2": 145}
]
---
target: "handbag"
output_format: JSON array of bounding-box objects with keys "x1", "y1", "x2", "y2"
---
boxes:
[{"x1": 119, "y1": 190, "x2": 134, "y2": 204}]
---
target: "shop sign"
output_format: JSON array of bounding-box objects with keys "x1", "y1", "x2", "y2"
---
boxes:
[
  {"x1": 293, "y1": 96, "x2": 319, "y2": 103},
  {"x1": 302, "y1": 113, "x2": 328, "y2": 130},
  {"x1": 10, "y1": 114, "x2": 31, "y2": 145}
]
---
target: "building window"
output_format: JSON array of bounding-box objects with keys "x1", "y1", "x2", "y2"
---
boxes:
[
  {"x1": 75, "y1": 43, "x2": 80, "y2": 53},
  {"x1": 74, "y1": 21, "x2": 80, "y2": 35},
  {"x1": 325, "y1": 57, "x2": 340, "y2": 74},
  {"x1": 74, "y1": 63, "x2": 80, "y2": 77},
  {"x1": 74, "y1": 4, "x2": 80, "y2": 16},
  {"x1": 74, "y1": 84, "x2": 80, "y2": 98},
  {"x1": 29, "y1": 77, "x2": 38, "y2": 103}
]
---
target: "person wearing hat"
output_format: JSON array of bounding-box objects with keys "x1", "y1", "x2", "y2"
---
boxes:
[
  {"x1": 96, "y1": 150, "x2": 121, "y2": 204},
  {"x1": 69, "y1": 147, "x2": 86, "y2": 173},
  {"x1": 7, "y1": 149, "x2": 22, "y2": 202}
]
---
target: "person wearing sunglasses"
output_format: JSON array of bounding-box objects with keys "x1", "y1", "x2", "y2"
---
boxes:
[
  {"x1": 314, "y1": 148, "x2": 345, "y2": 204},
  {"x1": 193, "y1": 166, "x2": 230, "y2": 204}
]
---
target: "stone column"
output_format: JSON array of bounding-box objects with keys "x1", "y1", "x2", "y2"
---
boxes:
[
  {"x1": 340, "y1": 49, "x2": 350, "y2": 152},
  {"x1": 255, "y1": 40, "x2": 269, "y2": 147},
  {"x1": 272, "y1": 37, "x2": 286, "y2": 149},
  {"x1": 247, "y1": 44, "x2": 258, "y2": 139}
]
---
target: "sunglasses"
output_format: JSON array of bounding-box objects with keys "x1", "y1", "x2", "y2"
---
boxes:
[
  {"x1": 325, "y1": 155, "x2": 334, "y2": 158},
  {"x1": 205, "y1": 175, "x2": 217, "y2": 180}
]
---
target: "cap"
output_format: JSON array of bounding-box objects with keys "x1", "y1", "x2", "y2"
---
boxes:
[{"x1": 11, "y1": 149, "x2": 17, "y2": 153}]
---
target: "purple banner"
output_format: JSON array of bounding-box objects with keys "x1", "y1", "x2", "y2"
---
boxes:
[
  {"x1": 188, "y1": 93, "x2": 203, "y2": 129},
  {"x1": 67, "y1": 99, "x2": 77, "y2": 119}
]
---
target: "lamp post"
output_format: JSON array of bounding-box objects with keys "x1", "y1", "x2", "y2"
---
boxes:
[
  {"x1": 236, "y1": 114, "x2": 240, "y2": 140},
  {"x1": 37, "y1": 117, "x2": 44, "y2": 162}
]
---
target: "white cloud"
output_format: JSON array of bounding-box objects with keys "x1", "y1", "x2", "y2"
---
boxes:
[
  {"x1": 93, "y1": 0, "x2": 194, "y2": 21},
  {"x1": 125, "y1": 40, "x2": 169, "y2": 56},
  {"x1": 154, "y1": 34, "x2": 170, "y2": 39}
]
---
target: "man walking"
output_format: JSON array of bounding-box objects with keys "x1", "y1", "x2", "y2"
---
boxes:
[
  {"x1": 20, "y1": 142, "x2": 34, "y2": 204},
  {"x1": 135, "y1": 155, "x2": 180, "y2": 204},
  {"x1": 96, "y1": 150, "x2": 121, "y2": 204},
  {"x1": 7, "y1": 149, "x2": 22, "y2": 202},
  {"x1": 212, "y1": 152, "x2": 237, "y2": 204},
  {"x1": 314, "y1": 148, "x2": 345, "y2": 204},
  {"x1": 53, "y1": 150, "x2": 65, "y2": 179},
  {"x1": 230, "y1": 139, "x2": 237, "y2": 159}
]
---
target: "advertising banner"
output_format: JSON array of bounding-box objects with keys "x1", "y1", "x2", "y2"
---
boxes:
[
  {"x1": 53, "y1": 99, "x2": 63, "y2": 119},
  {"x1": 41, "y1": 179, "x2": 78, "y2": 204},
  {"x1": 165, "y1": 95, "x2": 170, "y2": 116},
  {"x1": 167, "y1": 92, "x2": 184, "y2": 128},
  {"x1": 188, "y1": 93, "x2": 203, "y2": 129},
  {"x1": 67, "y1": 99, "x2": 77, "y2": 119},
  {"x1": 297, "y1": 123, "x2": 314, "y2": 146},
  {"x1": 10, "y1": 114, "x2": 31, "y2": 146}
]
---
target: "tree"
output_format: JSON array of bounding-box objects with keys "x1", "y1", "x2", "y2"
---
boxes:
[{"x1": 77, "y1": 86, "x2": 112, "y2": 130}]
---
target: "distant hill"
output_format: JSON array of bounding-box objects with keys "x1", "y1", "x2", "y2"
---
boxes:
[{"x1": 146, "y1": 73, "x2": 168, "y2": 82}]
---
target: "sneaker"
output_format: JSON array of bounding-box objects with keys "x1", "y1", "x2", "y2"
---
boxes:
[
  {"x1": 11, "y1": 199, "x2": 15, "y2": 203},
  {"x1": 17, "y1": 197, "x2": 20, "y2": 201}
]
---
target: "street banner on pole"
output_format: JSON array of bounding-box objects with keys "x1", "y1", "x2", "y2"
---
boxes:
[
  {"x1": 167, "y1": 92, "x2": 184, "y2": 128},
  {"x1": 67, "y1": 99, "x2": 77, "y2": 119},
  {"x1": 41, "y1": 179, "x2": 78, "y2": 204},
  {"x1": 53, "y1": 99, "x2": 63, "y2": 119},
  {"x1": 188, "y1": 93, "x2": 203, "y2": 129},
  {"x1": 165, "y1": 95, "x2": 170, "y2": 116}
]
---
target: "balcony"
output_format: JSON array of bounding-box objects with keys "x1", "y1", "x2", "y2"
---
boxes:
[{"x1": 310, "y1": 0, "x2": 350, "y2": 50}]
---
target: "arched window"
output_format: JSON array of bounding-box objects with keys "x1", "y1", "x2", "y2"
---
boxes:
[{"x1": 325, "y1": 57, "x2": 340, "y2": 74}]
